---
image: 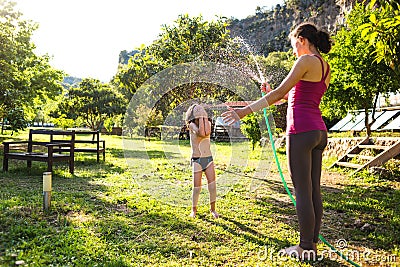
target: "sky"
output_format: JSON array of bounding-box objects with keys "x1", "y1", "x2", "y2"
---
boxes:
[{"x1": 15, "y1": 0, "x2": 284, "y2": 82}]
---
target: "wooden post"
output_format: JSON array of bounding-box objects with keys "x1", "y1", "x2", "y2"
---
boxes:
[{"x1": 43, "y1": 172, "x2": 52, "y2": 211}]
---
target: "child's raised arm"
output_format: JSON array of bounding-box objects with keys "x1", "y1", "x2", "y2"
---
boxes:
[
  {"x1": 197, "y1": 118, "x2": 206, "y2": 137},
  {"x1": 203, "y1": 117, "x2": 211, "y2": 136},
  {"x1": 189, "y1": 117, "x2": 211, "y2": 137}
]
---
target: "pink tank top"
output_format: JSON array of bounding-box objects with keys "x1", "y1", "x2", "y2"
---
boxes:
[{"x1": 286, "y1": 55, "x2": 329, "y2": 135}]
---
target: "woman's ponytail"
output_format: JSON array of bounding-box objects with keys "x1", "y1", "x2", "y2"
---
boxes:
[
  {"x1": 316, "y1": 30, "x2": 332, "y2": 54},
  {"x1": 290, "y1": 23, "x2": 332, "y2": 54}
]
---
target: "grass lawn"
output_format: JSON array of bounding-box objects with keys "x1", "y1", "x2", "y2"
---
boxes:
[{"x1": 0, "y1": 131, "x2": 399, "y2": 266}]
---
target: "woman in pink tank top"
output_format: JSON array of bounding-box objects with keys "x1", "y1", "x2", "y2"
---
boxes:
[{"x1": 222, "y1": 23, "x2": 332, "y2": 260}]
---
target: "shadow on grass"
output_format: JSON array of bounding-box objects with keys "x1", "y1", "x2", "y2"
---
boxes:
[
  {"x1": 0, "y1": 157, "x2": 116, "y2": 177},
  {"x1": 0, "y1": 160, "x2": 210, "y2": 265},
  {"x1": 253, "y1": 175, "x2": 400, "y2": 266},
  {"x1": 203, "y1": 214, "x2": 284, "y2": 246},
  {"x1": 109, "y1": 147, "x2": 181, "y2": 160},
  {"x1": 322, "y1": 182, "x2": 400, "y2": 249}
]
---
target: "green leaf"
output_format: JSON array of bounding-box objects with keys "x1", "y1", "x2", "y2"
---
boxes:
[
  {"x1": 369, "y1": 32, "x2": 379, "y2": 44},
  {"x1": 360, "y1": 27, "x2": 371, "y2": 39},
  {"x1": 370, "y1": 13, "x2": 377, "y2": 24},
  {"x1": 368, "y1": 0, "x2": 377, "y2": 9}
]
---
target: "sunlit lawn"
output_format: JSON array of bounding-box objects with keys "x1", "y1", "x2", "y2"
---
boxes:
[{"x1": 0, "y1": 131, "x2": 399, "y2": 266}]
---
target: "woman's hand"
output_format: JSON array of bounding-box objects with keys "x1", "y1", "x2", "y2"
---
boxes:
[
  {"x1": 261, "y1": 81, "x2": 288, "y2": 105},
  {"x1": 221, "y1": 108, "x2": 245, "y2": 125},
  {"x1": 261, "y1": 82, "x2": 272, "y2": 94}
]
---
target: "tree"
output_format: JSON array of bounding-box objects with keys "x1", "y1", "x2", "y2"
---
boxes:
[
  {"x1": 148, "y1": 14, "x2": 231, "y2": 66},
  {"x1": 0, "y1": 0, "x2": 64, "y2": 131},
  {"x1": 359, "y1": 0, "x2": 400, "y2": 78},
  {"x1": 322, "y1": 2, "x2": 399, "y2": 136},
  {"x1": 1, "y1": 107, "x2": 27, "y2": 135},
  {"x1": 240, "y1": 112, "x2": 263, "y2": 150},
  {"x1": 114, "y1": 14, "x2": 232, "y2": 102},
  {"x1": 113, "y1": 48, "x2": 167, "y2": 101},
  {"x1": 57, "y1": 79, "x2": 127, "y2": 130}
]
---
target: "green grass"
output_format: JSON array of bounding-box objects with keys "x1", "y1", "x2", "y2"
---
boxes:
[{"x1": 0, "y1": 131, "x2": 399, "y2": 266}]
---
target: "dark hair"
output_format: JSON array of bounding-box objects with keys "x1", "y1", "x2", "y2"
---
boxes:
[
  {"x1": 185, "y1": 104, "x2": 198, "y2": 124},
  {"x1": 290, "y1": 23, "x2": 332, "y2": 53},
  {"x1": 185, "y1": 104, "x2": 212, "y2": 125}
]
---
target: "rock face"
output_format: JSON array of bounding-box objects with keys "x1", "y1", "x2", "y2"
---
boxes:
[{"x1": 228, "y1": 0, "x2": 357, "y2": 55}]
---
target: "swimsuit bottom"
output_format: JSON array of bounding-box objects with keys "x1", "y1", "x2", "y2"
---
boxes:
[{"x1": 191, "y1": 156, "x2": 213, "y2": 171}]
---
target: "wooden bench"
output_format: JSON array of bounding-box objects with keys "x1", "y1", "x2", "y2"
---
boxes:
[
  {"x1": 3, "y1": 129, "x2": 75, "y2": 174},
  {"x1": 54, "y1": 130, "x2": 105, "y2": 162}
]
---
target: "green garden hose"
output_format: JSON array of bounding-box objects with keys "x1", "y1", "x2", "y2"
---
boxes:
[{"x1": 261, "y1": 96, "x2": 361, "y2": 267}]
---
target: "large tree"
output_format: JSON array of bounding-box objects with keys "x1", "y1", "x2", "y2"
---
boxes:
[
  {"x1": 322, "y1": 2, "x2": 399, "y2": 136},
  {"x1": 148, "y1": 14, "x2": 231, "y2": 65},
  {"x1": 0, "y1": 0, "x2": 63, "y2": 132},
  {"x1": 359, "y1": 0, "x2": 400, "y2": 78},
  {"x1": 56, "y1": 79, "x2": 126, "y2": 130},
  {"x1": 113, "y1": 49, "x2": 167, "y2": 101}
]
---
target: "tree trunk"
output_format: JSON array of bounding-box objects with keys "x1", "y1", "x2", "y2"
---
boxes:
[
  {"x1": 1, "y1": 117, "x2": 4, "y2": 135},
  {"x1": 365, "y1": 94, "x2": 379, "y2": 137},
  {"x1": 365, "y1": 107, "x2": 371, "y2": 137}
]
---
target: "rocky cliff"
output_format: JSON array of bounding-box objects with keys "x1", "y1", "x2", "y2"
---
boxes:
[{"x1": 228, "y1": 0, "x2": 357, "y2": 55}]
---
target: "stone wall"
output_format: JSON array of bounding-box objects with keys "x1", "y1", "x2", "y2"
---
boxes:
[{"x1": 324, "y1": 137, "x2": 400, "y2": 159}]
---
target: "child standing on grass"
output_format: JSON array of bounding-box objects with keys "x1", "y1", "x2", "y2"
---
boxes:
[{"x1": 185, "y1": 104, "x2": 219, "y2": 219}]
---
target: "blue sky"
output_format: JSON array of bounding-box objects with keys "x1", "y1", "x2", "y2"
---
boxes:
[{"x1": 15, "y1": 0, "x2": 284, "y2": 81}]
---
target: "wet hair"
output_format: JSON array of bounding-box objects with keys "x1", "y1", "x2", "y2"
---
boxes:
[
  {"x1": 290, "y1": 23, "x2": 332, "y2": 54},
  {"x1": 185, "y1": 104, "x2": 198, "y2": 124},
  {"x1": 185, "y1": 104, "x2": 212, "y2": 125}
]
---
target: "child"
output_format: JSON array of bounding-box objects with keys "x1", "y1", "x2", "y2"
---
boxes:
[{"x1": 185, "y1": 104, "x2": 219, "y2": 218}]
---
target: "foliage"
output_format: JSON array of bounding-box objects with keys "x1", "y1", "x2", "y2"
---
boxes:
[
  {"x1": 258, "y1": 51, "x2": 294, "y2": 82},
  {"x1": 113, "y1": 48, "x2": 167, "y2": 101},
  {"x1": 240, "y1": 112, "x2": 262, "y2": 150},
  {"x1": 322, "y1": 2, "x2": 399, "y2": 136},
  {"x1": 103, "y1": 117, "x2": 114, "y2": 133},
  {"x1": 56, "y1": 79, "x2": 127, "y2": 130},
  {"x1": 1, "y1": 107, "x2": 27, "y2": 134},
  {"x1": 114, "y1": 14, "x2": 232, "y2": 103},
  {"x1": 126, "y1": 104, "x2": 164, "y2": 136},
  {"x1": 50, "y1": 114, "x2": 75, "y2": 130},
  {"x1": 148, "y1": 14, "x2": 231, "y2": 65},
  {"x1": 359, "y1": 0, "x2": 400, "y2": 78},
  {"x1": 0, "y1": 0, "x2": 64, "y2": 131}
]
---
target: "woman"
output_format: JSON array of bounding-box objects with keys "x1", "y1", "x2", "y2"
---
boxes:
[{"x1": 222, "y1": 22, "x2": 332, "y2": 259}]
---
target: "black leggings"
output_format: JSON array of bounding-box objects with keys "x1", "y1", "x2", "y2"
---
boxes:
[{"x1": 286, "y1": 130, "x2": 327, "y2": 250}]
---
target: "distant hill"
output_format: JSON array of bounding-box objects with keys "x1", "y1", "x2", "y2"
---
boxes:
[
  {"x1": 62, "y1": 76, "x2": 82, "y2": 88},
  {"x1": 228, "y1": 0, "x2": 356, "y2": 55},
  {"x1": 118, "y1": 50, "x2": 141, "y2": 65}
]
